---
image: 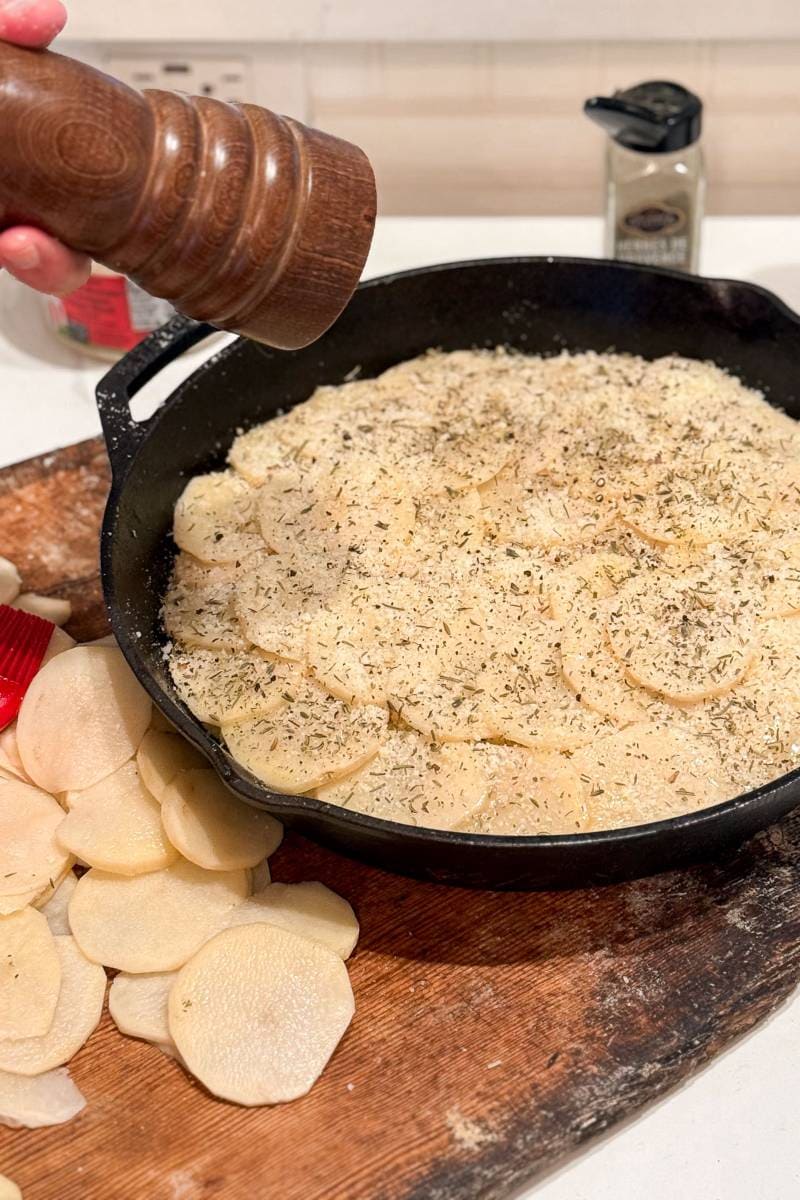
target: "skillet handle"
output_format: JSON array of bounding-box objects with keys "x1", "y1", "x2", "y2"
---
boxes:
[{"x1": 95, "y1": 314, "x2": 217, "y2": 478}]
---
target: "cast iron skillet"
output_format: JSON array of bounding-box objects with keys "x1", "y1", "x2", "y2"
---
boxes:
[{"x1": 95, "y1": 257, "x2": 800, "y2": 890}]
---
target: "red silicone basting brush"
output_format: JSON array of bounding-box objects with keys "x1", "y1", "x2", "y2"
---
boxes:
[{"x1": 0, "y1": 603, "x2": 54, "y2": 731}]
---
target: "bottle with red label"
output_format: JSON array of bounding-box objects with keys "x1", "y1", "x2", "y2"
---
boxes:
[
  {"x1": 584, "y1": 81, "x2": 705, "y2": 273},
  {"x1": 46, "y1": 264, "x2": 177, "y2": 361}
]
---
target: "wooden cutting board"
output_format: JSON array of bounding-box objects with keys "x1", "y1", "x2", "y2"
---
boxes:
[{"x1": 2, "y1": 438, "x2": 800, "y2": 1200}]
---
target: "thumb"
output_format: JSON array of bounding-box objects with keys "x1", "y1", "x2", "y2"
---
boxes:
[{"x1": 0, "y1": 0, "x2": 67, "y2": 48}]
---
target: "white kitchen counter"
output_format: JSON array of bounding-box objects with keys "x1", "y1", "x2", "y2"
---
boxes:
[{"x1": 2, "y1": 215, "x2": 800, "y2": 1198}]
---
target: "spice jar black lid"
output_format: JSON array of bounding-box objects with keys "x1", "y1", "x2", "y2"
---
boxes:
[{"x1": 584, "y1": 80, "x2": 702, "y2": 153}]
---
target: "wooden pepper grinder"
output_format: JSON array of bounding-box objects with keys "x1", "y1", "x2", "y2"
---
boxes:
[{"x1": 0, "y1": 42, "x2": 376, "y2": 349}]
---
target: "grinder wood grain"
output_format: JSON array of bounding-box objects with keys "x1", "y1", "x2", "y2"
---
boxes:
[{"x1": 1, "y1": 438, "x2": 799, "y2": 1200}]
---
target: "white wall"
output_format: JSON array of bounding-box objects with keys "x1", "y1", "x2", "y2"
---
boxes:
[{"x1": 61, "y1": 0, "x2": 800, "y2": 43}]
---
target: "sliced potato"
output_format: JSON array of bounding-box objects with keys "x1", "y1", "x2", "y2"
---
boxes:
[
  {"x1": 108, "y1": 971, "x2": 176, "y2": 1048},
  {"x1": 607, "y1": 569, "x2": 760, "y2": 702},
  {"x1": 385, "y1": 596, "x2": 493, "y2": 742},
  {"x1": 173, "y1": 470, "x2": 264, "y2": 564},
  {"x1": 0, "y1": 1066, "x2": 85, "y2": 1129},
  {"x1": 41, "y1": 626, "x2": 77, "y2": 666},
  {"x1": 572, "y1": 724, "x2": 731, "y2": 830},
  {"x1": 482, "y1": 469, "x2": 614, "y2": 548},
  {"x1": 16, "y1": 646, "x2": 151, "y2": 792},
  {"x1": 227, "y1": 420, "x2": 298, "y2": 484},
  {"x1": 621, "y1": 459, "x2": 770, "y2": 546},
  {"x1": 168, "y1": 644, "x2": 298, "y2": 725},
  {"x1": 0, "y1": 907, "x2": 61, "y2": 1040},
  {"x1": 304, "y1": 596, "x2": 388, "y2": 706},
  {"x1": 40, "y1": 870, "x2": 78, "y2": 936},
  {"x1": 0, "y1": 725, "x2": 30, "y2": 783},
  {"x1": 249, "y1": 858, "x2": 271, "y2": 893},
  {"x1": 0, "y1": 779, "x2": 71, "y2": 897},
  {"x1": 317, "y1": 730, "x2": 489, "y2": 831},
  {"x1": 410, "y1": 489, "x2": 485, "y2": 557},
  {"x1": 0, "y1": 1176, "x2": 21, "y2": 1200},
  {"x1": 549, "y1": 553, "x2": 644, "y2": 724},
  {"x1": 224, "y1": 881, "x2": 358, "y2": 959},
  {"x1": 168, "y1": 923, "x2": 354, "y2": 1105},
  {"x1": 257, "y1": 461, "x2": 414, "y2": 564},
  {"x1": 58, "y1": 761, "x2": 178, "y2": 876},
  {"x1": 0, "y1": 888, "x2": 45, "y2": 915},
  {"x1": 234, "y1": 548, "x2": 345, "y2": 661},
  {"x1": 136, "y1": 730, "x2": 207, "y2": 803},
  {"x1": 163, "y1": 554, "x2": 248, "y2": 651},
  {"x1": 0, "y1": 936, "x2": 105, "y2": 1076},
  {"x1": 0, "y1": 557, "x2": 21, "y2": 606},
  {"x1": 223, "y1": 680, "x2": 387, "y2": 794},
  {"x1": 68, "y1": 861, "x2": 248, "y2": 973},
  {"x1": 463, "y1": 745, "x2": 590, "y2": 835},
  {"x1": 13, "y1": 593, "x2": 71, "y2": 625},
  {"x1": 161, "y1": 769, "x2": 283, "y2": 871}
]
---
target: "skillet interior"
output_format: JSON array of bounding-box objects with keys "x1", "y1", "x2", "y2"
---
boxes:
[{"x1": 97, "y1": 257, "x2": 800, "y2": 889}]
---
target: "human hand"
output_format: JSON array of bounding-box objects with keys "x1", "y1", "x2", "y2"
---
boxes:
[{"x1": 0, "y1": 0, "x2": 92, "y2": 294}]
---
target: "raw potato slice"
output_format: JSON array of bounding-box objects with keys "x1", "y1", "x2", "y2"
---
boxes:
[
  {"x1": 0, "y1": 889, "x2": 44, "y2": 915},
  {"x1": 168, "y1": 645, "x2": 299, "y2": 725},
  {"x1": 317, "y1": 730, "x2": 489, "y2": 831},
  {"x1": 410, "y1": 489, "x2": 485, "y2": 557},
  {"x1": 305, "y1": 597, "x2": 388, "y2": 706},
  {"x1": 108, "y1": 971, "x2": 176, "y2": 1048},
  {"x1": 572, "y1": 725, "x2": 731, "y2": 830},
  {"x1": 482, "y1": 469, "x2": 614, "y2": 548},
  {"x1": 607, "y1": 569, "x2": 760, "y2": 703},
  {"x1": 0, "y1": 557, "x2": 21, "y2": 605},
  {"x1": 173, "y1": 471, "x2": 264, "y2": 564},
  {"x1": 136, "y1": 730, "x2": 207, "y2": 802},
  {"x1": 0, "y1": 936, "x2": 105, "y2": 1076},
  {"x1": 228, "y1": 421, "x2": 297, "y2": 485},
  {"x1": 41, "y1": 626, "x2": 77, "y2": 666},
  {"x1": 16, "y1": 646, "x2": 151, "y2": 792},
  {"x1": 58, "y1": 761, "x2": 178, "y2": 876},
  {"x1": 13, "y1": 593, "x2": 71, "y2": 625},
  {"x1": 169, "y1": 923, "x2": 355, "y2": 1105},
  {"x1": 161, "y1": 769, "x2": 283, "y2": 871},
  {"x1": 250, "y1": 858, "x2": 271, "y2": 893},
  {"x1": 621, "y1": 459, "x2": 770, "y2": 546},
  {"x1": 385, "y1": 594, "x2": 493, "y2": 742},
  {"x1": 0, "y1": 779, "x2": 71, "y2": 897},
  {"x1": 0, "y1": 1177, "x2": 20, "y2": 1200},
  {"x1": 234, "y1": 549, "x2": 344, "y2": 661},
  {"x1": 68, "y1": 861, "x2": 248, "y2": 972},
  {"x1": 550, "y1": 553, "x2": 644, "y2": 724},
  {"x1": 257, "y1": 462, "x2": 414, "y2": 563},
  {"x1": 0, "y1": 725, "x2": 30, "y2": 783},
  {"x1": 0, "y1": 1066, "x2": 86, "y2": 1129},
  {"x1": 481, "y1": 610, "x2": 607, "y2": 751},
  {"x1": 0, "y1": 908, "x2": 61, "y2": 1040},
  {"x1": 223, "y1": 681, "x2": 388, "y2": 794},
  {"x1": 224, "y1": 881, "x2": 359, "y2": 959},
  {"x1": 163, "y1": 554, "x2": 248, "y2": 651},
  {"x1": 761, "y1": 538, "x2": 800, "y2": 618},
  {"x1": 40, "y1": 871, "x2": 78, "y2": 936},
  {"x1": 463, "y1": 746, "x2": 590, "y2": 835}
]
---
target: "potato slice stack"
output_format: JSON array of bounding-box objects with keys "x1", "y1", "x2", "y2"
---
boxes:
[
  {"x1": 162, "y1": 347, "x2": 800, "y2": 835},
  {"x1": 1, "y1": 624, "x2": 360, "y2": 1128}
]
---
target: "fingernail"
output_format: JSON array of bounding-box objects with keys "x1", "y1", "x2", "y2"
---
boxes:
[{"x1": 2, "y1": 239, "x2": 41, "y2": 270}]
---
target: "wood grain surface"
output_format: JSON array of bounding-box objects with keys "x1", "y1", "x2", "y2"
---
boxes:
[
  {"x1": 2, "y1": 438, "x2": 800, "y2": 1200},
  {"x1": 0, "y1": 42, "x2": 376, "y2": 349}
]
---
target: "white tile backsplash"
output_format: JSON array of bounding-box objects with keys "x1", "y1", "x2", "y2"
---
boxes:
[{"x1": 61, "y1": 37, "x2": 800, "y2": 217}]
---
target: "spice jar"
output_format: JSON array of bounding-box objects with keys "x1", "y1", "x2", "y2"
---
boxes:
[
  {"x1": 584, "y1": 81, "x2": 704, "y2": 273},
  {"x1": 45, "y1": 264, "x2": 176, "y2": 362}
]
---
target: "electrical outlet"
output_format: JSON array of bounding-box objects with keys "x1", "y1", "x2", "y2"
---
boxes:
[{"x1": 106, "y1": 55, "x2": 253, "y2": 103}]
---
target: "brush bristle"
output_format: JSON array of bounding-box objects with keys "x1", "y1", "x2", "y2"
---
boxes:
[{"x1": 0, "y1": 603, "x2": 54, "y2": 690}]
